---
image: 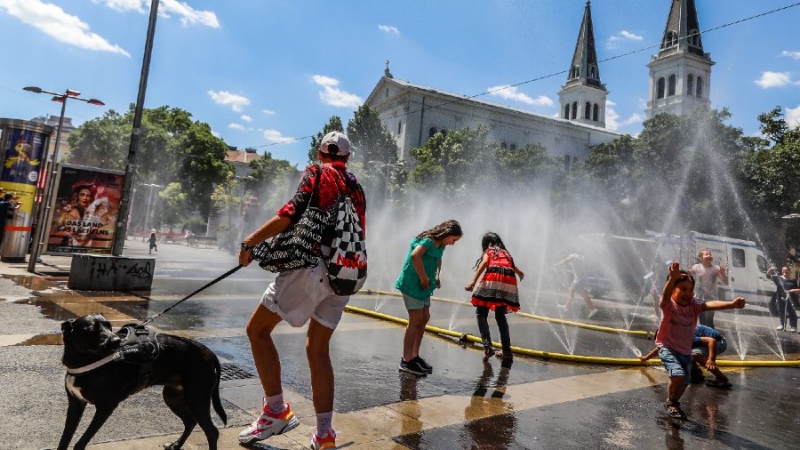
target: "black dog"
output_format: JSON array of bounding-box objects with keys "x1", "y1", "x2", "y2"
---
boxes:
[{"x1": 57, "y1": 314, "x2": 227, "y2": 450}]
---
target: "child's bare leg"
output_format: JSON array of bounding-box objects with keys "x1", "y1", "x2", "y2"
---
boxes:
[
  {"x1": 403, "y1": 308, "x2": 426, "y2": 361},
  {"x1": 580, "y1": 289, "x2": 597, "y2": 311},
  {"x1": 667, "y1": 375, "x2": 688, "y2": 403},
  {"x1": 563, "y1": 287, "x2": 575, "y2": 307}
]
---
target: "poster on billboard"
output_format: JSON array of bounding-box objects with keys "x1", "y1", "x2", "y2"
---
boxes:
[
  {"x1": 46, "y1": 165, "x2": 124, "y2": 255},
  {"x1": 0, "y1": 127, "x2": 48, "y2": 228}
]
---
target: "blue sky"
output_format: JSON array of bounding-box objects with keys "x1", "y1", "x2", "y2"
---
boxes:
[{"x1": 1, "y1": 0, "x2": 799, "y2": 168}]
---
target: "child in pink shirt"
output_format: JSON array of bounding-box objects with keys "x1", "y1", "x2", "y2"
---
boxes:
[{"x1": 655, "y1": 261, "x2": 745, "y2": 419}]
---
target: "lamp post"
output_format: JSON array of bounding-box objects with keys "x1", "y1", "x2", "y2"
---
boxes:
[
  {"x1": 141, "y1": 183, "x2": 163, "y2": 238},
  {"x1": 23, "y1": 86, "x2": 104, "y2": 273}
]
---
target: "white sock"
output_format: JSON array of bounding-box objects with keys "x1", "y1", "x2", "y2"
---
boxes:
[
  {"x1": 266, "y1": 394, "x2": 285, "y2": 414},
  {"x1": 316, "y1": 411, "x2": 333, "y2": 436}
]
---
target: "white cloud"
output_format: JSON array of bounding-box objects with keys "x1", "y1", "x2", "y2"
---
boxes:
[
  {"x1": 755, "y1": 71, "x2": 798, "y2": 88},
  {"x1": 261, "y1": 109, "x2": 276, "y2": 115},
  {"x1": 487, "y1": 85, "x2": 553, "y2": 106},
  {"x1": 608, "y1": 30, "x2": 643, "y2": 43},
  {"x1": 228, "y1": 123, "x2": 245, "y2": 130},
  {"x1": 262, "y1": 129, "x2": 294, "y2": 143},
  {"x1": 94, "y1": 0, "x2": 219, "y2": 28},
  {"x1": 378, "y1": 24, "x2": 399, "y2": 35},
  {"x1": 781, "y1": 50, "x2": 800, "y2": 60},
  {"x1": 787, "y1": 105, "x2": 800, "y2": 128},
  {"x1": 240, "y1": 115, "x2": 252, "y2": 123},
  {"x1": 1, "y1": 0, "x2": 130, "y2": 57},
  {"x1": 207, "y1": 90, "x2": 250, "y2": 112},
  {"x1": 311, "y1": 75, "x2": 363, "y2": 108},
  {"x1": 605, "y1": 103, "x2": 643, "y2": 131}
]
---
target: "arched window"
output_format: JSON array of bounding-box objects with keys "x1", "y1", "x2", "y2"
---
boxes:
[
  {"x1": 668, "y1": 74, "x2": 676, "y2": 96},
  {"x1": 657, "y1": 77, "x2": 666, "y2": 99},
  {"x1": 501, "y1": 142, "x2": 508, "y2": 150},
  {"x1": 564, "y1": 104, "x2": 570, "y2": 119},
  {"x1": 593, "y1": 103, "x2": 599, "y2": 122},
  {"x1": 573, "y1": 65, "x2": 580, "y2": 78},
  {"x1": 696, "y1": 77, "x2": 704, "y2": 99},
  {"x1": 510, "y1": 144, "x2": 517, "y2": 151},
  {"x1": 428, "y1": 127, "x2": 437, "y2": 138},
  {"x1": 688, "y1": 29, "x2": 699, "y2": 46},
  {"x1": 687, "y1": 74, "x2": 694, "y2": 96},
  {"x1": 397, "y1": 121, "x2": 402, "y2": 135},
  {"x1": 571, "y1": 102, "x2": 578, "y2": 119},
  {"x1": 664, "y1": 31, "x2": 678, "y2": 48},
  {"x1": 441, "y1": 129, "x2": 448, "y2": 137},
  {"x1": 589, "y1": 65, "x2": 596, "y2": 79},
  {"x1": 584, "y1": 102, "x2": 591, "y2": 119}
]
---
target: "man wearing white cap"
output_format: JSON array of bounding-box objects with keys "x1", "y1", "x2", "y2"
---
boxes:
[{"x1": 237, "y1": 131, "x2": 366, "y2": 449}]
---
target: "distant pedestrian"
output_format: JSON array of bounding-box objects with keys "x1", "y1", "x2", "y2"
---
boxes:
[
  {"x1": 465, "y1": 232, "x2": 524, "y2": 362},
  {"x1": 395, "y1": 220, "x2": 463, "y2": 375},
  {"x1": 0, "y1": 193, "x2": 14, "y2": 247},
  {"x1": 767, "y1": 266, "x2": 799, "y2": 332},
  {"x1": 148, "y1": 232, "x2": 158, "y2": 254},
  {"x1": 689, "y1": 249, "x2": 728, "y2": 328},
  {"x1": 554, "y1": 252, "x2": 598, "y2": 318}
]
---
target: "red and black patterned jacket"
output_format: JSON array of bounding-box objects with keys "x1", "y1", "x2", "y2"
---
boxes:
[{"x1": 276, "y1": 161, "x2": 366, "y2": 247}]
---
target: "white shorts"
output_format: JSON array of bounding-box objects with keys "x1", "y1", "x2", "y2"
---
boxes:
[{"x1": 260, "y1": 259, "x2": 349, "y2": 329}]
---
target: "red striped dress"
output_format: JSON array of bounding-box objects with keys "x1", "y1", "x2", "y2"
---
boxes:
[{"x1": 470, "y1": 248, "x2": 521, "y2": 312}]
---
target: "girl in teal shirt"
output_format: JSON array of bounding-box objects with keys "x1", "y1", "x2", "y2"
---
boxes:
[{"x1": 395, "y1": 220, "x2": 462, "y2": 375}]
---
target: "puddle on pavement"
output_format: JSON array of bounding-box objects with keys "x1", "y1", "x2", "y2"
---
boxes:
[
  {"x1": 18, "y1": 333, "x2": 63, "y2": 346},
  {"x1": 3, "y1": 275, "x2": 61, "y2": 291},
  {"x1": 18, "y1": 297, "x2": 79, "y2": 322}
]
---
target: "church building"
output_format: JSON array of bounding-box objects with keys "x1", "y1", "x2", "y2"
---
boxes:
[{"x1": 364, "y1": 0, "x2": 711, "y2": 166}]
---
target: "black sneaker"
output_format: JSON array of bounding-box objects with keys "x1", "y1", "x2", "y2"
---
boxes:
[
  {"x1": 399, "y1": 358, "x2": 426, "y2": 376},
  {"x1": 414, "y1": 356, "x2": 433, "y2": 374}
]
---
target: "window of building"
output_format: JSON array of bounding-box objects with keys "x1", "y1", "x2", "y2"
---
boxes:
[
  {"x1": 428, "y1": 127, "x2": 437, "y2": 138},
  {"x1": 696, "y1": 77, "x2": 704, "y2": 99},
  {"x1": 397, "y1": 121, "x2": 402, "y2": 135},
  {"x1": 664, "y1": 31, "x2": 678, "y2": 48},
  {"x1": 385, "y1": 88, "x2": 389, "y2": 98},
  {"x1": 668, "y1": 74, "x2": 676, "y2": 96},
  {"x1": 571, "y1": 102, "x2": 577, "y2": 119},
  {"x1": 573, "y1": 65, "x2": 580, "y2": 78},
  {"x1": 501, "y1": 142, "x2": 508, "y2": 150},
  {"x1": 657, "y1": 77, "x2": 666, "y2": 99},
  {"x1": 584, "y1": 102, "x2": 591, "y2": 119},
  {"x1": 687, "y1": 74, "x2": 694, "y2": 96},
  {"x1": 510, "y1": 144, "x2": 517, "y2": 151},
  {"x1": 441, "y1": 129, "x2": 448, "y2": 137},
  {"x1": 688, "y1": 29, "x2": 699, "y2": 46},
  {"x1": 592, "y1": 103, "x2": 599, "y2": 122},
  {"x1": 564, "y1": 104, "x2": 570, "y2": 119},
  {"x1": 589, "y1": 65, "x2": 596, "y2": 79}
]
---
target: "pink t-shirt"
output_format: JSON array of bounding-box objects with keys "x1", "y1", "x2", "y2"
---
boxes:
[{"x1": 655, "y1": 297, "x2": 704, "y2": 355}]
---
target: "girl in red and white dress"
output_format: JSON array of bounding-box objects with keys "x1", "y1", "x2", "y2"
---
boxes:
[{"x1": 465, "y1": 232, "x2": 524, "y2": 362}]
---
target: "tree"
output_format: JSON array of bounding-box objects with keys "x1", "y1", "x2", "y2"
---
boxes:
[
  {"x1": 346, "y1": 105, "x2": 398, "y2": 164},
  {"x1": 307, "y1": 116, "x2": 344, "y2": 163},
  {"x1": 245, "y1": 151, "x2": 296, "y2": 214},
  {"x1": 157, "y1": 182, "x2": 188, "y2": 229},
  {"x1": 66, "y1": 109, "x2": 129, "y2": 170}
]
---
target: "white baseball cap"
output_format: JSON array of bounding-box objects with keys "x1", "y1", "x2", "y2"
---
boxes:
[{"x1": 319, "y1": 131, "x2": 351, "y2": 156}]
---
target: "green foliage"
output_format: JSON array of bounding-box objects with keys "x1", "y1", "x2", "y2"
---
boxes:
[
  {"x1": 246, "y1": 151, "x2": 297, "y2": 214},
  {"x1": 157, "y1": 182, "x2": 189, "y2": 227},
  {"x1": 308, "y1": 116, "x2": 344, "y2": 163},
  {"x1": 346, "y1": 105, "x2": 398, "y2": 164}
]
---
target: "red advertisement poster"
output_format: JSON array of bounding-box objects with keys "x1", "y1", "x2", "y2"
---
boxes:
[{"x1": 46, "y1": 165, "x2": 124, "y2": 255}]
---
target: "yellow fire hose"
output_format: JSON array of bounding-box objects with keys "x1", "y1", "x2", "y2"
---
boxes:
[{"x1": 350, "y1": 290, "x2": 800, "y2": 367}]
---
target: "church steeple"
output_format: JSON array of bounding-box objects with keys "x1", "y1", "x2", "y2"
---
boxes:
[
  {"x1": 646, "y1": 0, "x2": 714, "y2": 118},
  {"x1": 558, "y1": 1, "x2": 608, "y2": 127}
]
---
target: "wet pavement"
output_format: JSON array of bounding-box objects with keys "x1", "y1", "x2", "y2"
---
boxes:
[{"x1": 2, "y1": 240, "x2": 800, "y2": 449}]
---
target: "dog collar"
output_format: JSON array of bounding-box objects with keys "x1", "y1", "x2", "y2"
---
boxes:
[{"x1": 66, "y1": 352, "x2": 124, "y2": 375}]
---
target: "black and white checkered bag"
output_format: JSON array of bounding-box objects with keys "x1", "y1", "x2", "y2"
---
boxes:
[{"x1": 326, "y1": 194, "x2": 367, "y2": 295}]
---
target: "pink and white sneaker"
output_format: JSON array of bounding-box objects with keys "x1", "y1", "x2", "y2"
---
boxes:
[
  {"x1": 238, "y1": 402, "x2": 299, "y2": 444},
  {"x1": 311, "y1": 429, "x2": 337, "y2": 449}
]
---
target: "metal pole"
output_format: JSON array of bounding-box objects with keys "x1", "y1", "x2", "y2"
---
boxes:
[
  {"x1": 27, "y1": 97, "x2": 67, "y2": 272},
  {"x1": 113, "y1": 0, "x2": 160, "y2": 256}
]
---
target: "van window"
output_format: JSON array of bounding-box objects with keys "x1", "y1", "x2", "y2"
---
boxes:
[
  {"x1": 731, "y1": 248, "x2": 745, "y2": 268},
  {"x1": 757, "y1": 255, "x2": 769, "y2": 273}
]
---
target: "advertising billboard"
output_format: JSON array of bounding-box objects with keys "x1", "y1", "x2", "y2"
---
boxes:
[{"x1": 46, "y1": 165, "x2": 124, "y2": 255}]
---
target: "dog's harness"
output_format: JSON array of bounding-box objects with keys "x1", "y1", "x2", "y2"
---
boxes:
[{"x1": 66, "y1": 324, "x2": 160, "y2": 387}]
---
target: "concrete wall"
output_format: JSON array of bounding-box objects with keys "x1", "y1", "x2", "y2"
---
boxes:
[{"x1": 68, "y1": 254, "x2": 155, "y2": 291}]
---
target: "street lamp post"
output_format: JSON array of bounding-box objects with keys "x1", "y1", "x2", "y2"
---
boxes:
[
  {"x1": 141, "y1": 183, "x2": 163, "y2": 238},
  {"x1": 23, "y1": 86, "x2": 104, "y2": 273}
]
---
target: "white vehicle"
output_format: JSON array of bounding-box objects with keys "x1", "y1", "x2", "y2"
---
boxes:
[{"x1": 652, "y1": 231, "x2": 776, "y2": 306}]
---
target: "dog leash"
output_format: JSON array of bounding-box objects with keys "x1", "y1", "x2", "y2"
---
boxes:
[{"x1": 142, "y1": 265, "x2": 243, "y2": 325}]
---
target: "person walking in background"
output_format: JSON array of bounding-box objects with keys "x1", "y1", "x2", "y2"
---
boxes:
[
  {"x1": 0, "y1": 193, "x2": 14, "y2": 247},
  {"x1": 690, "y1": 249, "x2": 728, "y2": 328},
  {"x1": 654, "y1": 261, "x2": 745, "y2": 420},
  {"x1": 554, "y1": 252, "x2": 599, "y2": 318},
  {"x1": 465, "y1": 232, "x2": 524, "y2": 362},
  {"x1": 767, "y1": 266, "x2": 799, "y2": 332},
  {"x1": 237, "y1": 131, "x2": 365, "y2": 450},
  {"x1": 395, "y1": 220, "x2": 463, "y2": 376},
  {"x1": 148, "y1": 232, "x2": 158, "y2": 255}
]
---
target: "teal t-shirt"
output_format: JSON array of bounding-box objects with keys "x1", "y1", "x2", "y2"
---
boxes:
[{"x1": 395, "y1": 237, "x2": 445, "y2": 300}]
